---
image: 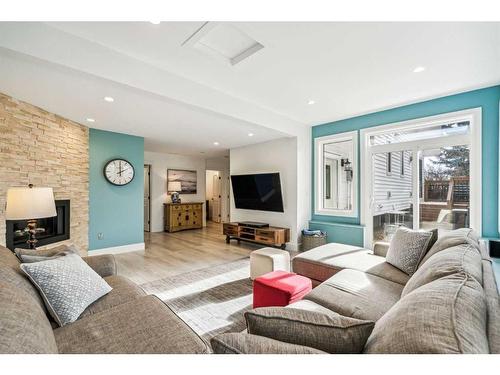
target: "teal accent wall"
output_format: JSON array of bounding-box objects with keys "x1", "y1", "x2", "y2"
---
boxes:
[
  {"x1": 89, "y1": 128, "x2": 144, "y2": 250},
  {"x1": 311, "y1": 85, "x2": 500, "y2": 245}
]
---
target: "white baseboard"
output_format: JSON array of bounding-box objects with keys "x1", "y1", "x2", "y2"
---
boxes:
[{"x1": 88, "y1": 242, "x2": 145, "y2": 256}]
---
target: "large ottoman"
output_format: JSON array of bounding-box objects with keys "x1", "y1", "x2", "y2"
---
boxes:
[
  {"x1": 250, "y1": 247, "x2": 290, "y2": 280},
  {"x1": 253, "y1": 270, "x2": 312, "y2": 308}
]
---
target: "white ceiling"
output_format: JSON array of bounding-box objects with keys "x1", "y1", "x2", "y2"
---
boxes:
[{"x1": 0, "y1": 22, "x2": 499, "y2": 156}]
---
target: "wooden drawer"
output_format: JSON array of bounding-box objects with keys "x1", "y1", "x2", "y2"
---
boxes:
[
  {"x1": 224, "y1": 229, "x2": 238, "y2": 236},
  {"x1": 255, "y1": 236, "x2": 274, "y2": 244}
]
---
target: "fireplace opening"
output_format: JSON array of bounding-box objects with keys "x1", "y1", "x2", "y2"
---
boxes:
[{"x1": 6, "y1": 199, "x2": 70, "y2": 250}]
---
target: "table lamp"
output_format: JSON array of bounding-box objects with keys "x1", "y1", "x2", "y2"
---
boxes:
[
  {"x1": 167, "y1": 181, "x2": 182, "y2": 203},
  {"x1": 5, "y1": 184, "x2": 57, "y2": 249}
]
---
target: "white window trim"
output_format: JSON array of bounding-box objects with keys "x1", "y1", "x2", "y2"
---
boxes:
[
  {"x1": 360, "y1": 108, "x2": 482, "y2": 248},
  {"x1": 314, "y1": 131, "x2": 358, "y2": 217}
]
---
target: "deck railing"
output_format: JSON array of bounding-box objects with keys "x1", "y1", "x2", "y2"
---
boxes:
[{"x1": 424, "y1": 176, "x2": 469, "y2": 207}]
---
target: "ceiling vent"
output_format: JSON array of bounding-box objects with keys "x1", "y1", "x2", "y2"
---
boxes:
[{"x1": 182, "y1": 22, "x2": 264, "y2": 66}]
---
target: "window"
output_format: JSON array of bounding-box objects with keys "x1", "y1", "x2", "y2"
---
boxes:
[
  {"x1": 400, "y1": 151, "x2": 405, "y2": 176},
  {"x1": 361, "y1": 108, "x2": 481, "y2": 248},
  {"x1": 315, "y1": 131, "x2": 358, "y2": 217},
  {"x1": 325, "y1": 165, "x2": 331, "y2": 199},
  {"x1": 370, "y1": 121, "x2": 470, "y2": 146},
  {"x1": 386, "y1": 152, "x2": 392, "y2": 175}
]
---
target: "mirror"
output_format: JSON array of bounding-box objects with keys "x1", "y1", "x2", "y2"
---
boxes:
[{"x1": 315, "y1": 131, "x2": 358, "y2": 217}]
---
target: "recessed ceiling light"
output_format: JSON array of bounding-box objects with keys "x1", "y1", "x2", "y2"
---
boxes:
[
  {"x1": 248, "y1": 133, "x2": 254, "y2": 137},
  {"x1": 307, "y1": 100, "x2": 316, "y2": 105},
  {"x1": 213, "y1": 141, "x2": 220, "y2": 146},
  {"x1": 413, "y1": 66, "x2": 426, "y2": 73},
  {"x1": 86, "y1": 118, "x2": 96, "y2": 123},
  {"x1": 104, "y1": 96, "x2": 114, "y2": 102},
  {"x1": 149, "y1": 21, "x2": 161, "y2": 25}
]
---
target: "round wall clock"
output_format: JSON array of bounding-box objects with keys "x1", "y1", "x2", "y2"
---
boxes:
[{"x1": 103, "y1": 159, "x2": 135, "y2": 186}]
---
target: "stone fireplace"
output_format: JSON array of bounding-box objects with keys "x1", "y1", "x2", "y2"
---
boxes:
[{"x1": 0, "y1": 92, "x2": 89, "y2": 254}]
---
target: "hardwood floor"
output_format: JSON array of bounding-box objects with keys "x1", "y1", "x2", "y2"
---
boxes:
[{"x1": 114, "y1": 221, "x2": 261, "y2": 284}]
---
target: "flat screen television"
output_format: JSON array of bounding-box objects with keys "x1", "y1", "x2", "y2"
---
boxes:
[{"x1": 231, "y1": 173, "x2": 284, "y2": 212}]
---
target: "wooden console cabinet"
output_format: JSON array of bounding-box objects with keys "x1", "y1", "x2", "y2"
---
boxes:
[
  {"x1": 164, "y1": 202, "x2": 203, "y2": 232},
  {"x1": 223, "y1": 222, "x2": 290, "y2": 249}
]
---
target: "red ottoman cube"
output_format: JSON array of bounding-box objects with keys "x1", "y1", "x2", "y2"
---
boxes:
[{"x1": 253, "y1": 270, "x2": 312, "y2": 308}]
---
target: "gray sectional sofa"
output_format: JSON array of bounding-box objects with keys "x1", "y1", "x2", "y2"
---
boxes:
[
  {"x1": 214, "y1": 229, "x2": 500, "y2": 353},
  {"x1": 2, "y1": 228, "x2": 498, "y2": 354},
  {"x1": 0, "y1": 245, "x2": 210, "y2": 354}
]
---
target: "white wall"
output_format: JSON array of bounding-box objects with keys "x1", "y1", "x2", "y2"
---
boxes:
[
  {"x1": 144, "y1": 151, "x2": 207, "y2": 232},
  {"x1": 296, "y1": 126, "x2": 312, "y2": 248},
  {"x1": 230, "y1": 137, "x2": 300, "y2": 249}
]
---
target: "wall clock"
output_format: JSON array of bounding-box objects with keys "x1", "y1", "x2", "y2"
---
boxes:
[{"x1": 103, "y1": 159, "x2": 135, "y2": 186}]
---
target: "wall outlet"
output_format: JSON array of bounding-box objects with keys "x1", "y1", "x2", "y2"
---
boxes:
[{"x1": 97, "y1": 233, "x2": 104, "y2": 240}]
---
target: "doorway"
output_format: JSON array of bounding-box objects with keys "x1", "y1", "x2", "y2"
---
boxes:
[
  {"x1": 144, "y1": 164, "x2": 151, "y2": 232},
  {"x1": 361, "y1": 108, "x2": 481, "y2": 248},
  {"x1": 206, "y1": 170, "x2": 222, "y2": 223}
]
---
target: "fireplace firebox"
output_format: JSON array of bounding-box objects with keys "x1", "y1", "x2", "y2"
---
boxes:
[{"x1": 6, "y1": 199, "x2": 70, "y2": 250}]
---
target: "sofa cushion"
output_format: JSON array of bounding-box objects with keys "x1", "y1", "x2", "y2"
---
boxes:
[
  {"x1": 0, "y1": 245, "x2": 46, "y2": 313},
  {"x1": 82, "y1": 254, "x2": 117, "y2": 278},
  {"x1": 245, "y1": 307, "x2": 374, "y2": 353},
  {"x1": 304, "y1": 269, "x2": 404, "y2": 321},
  {"x1": 402, "y1": 244, "x2": 483, "y2": 297},
  {"x1": 211, "y1": 333, "x2": 325, "y2": 354},
  {"x1": 14, "y1": 243, "x2": 78, "y2": 262},
  {"x1": 292, "y1": 243, "x2": 367, "y2": 282},
  {"x1": 79, "y1": 275, "x2": 146, "y2": 318},
  {"x1": 482, "y1": 259, "x2": 500, "y2": 353},
  {"x1": 419, "y1": 228, "x2": 480, "y2": 267},
  {"x1": 0, "y1": 283, "x2": 58, "y2": 354},
  {"x1": 20, "y1": 254, "x2": 112, "y2": 326},
  {"x1": 54, "y1": 295, "x2": 210, "y2": 354},
  {"x1": 364, "y1": 273, "x2": 489, "y2": 353},
  {"x1": 292, "y1": 243, "x2": 409, "y2": 285},
  {"x1": 386, "y1": 227, "x2": 433, "y2": 276},
  {"x1": 287, "y1": 299, "x2": 338, "y2": 314}
]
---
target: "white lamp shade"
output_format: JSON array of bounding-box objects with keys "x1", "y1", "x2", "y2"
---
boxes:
[
  {"x1": 167, "y1": 181, "x2": 182, "y2": 193},
  {"x1": 5, "y1": 187, "x2": 57, "y2": 220}
]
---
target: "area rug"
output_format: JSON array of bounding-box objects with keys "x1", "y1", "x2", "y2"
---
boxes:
[{"x1": 139, "y1": 258, "x2": 253, "y2": 341}]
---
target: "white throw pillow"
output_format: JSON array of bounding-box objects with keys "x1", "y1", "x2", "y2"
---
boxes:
[
  {"x1": 386, "y1": 227, "x2": 433, "y2": 276},
  {"x1": 20, "y1": 254, "x2": 112, "y2": 326}
]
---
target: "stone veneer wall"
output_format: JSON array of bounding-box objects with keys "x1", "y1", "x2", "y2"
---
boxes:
[{"x1": 0, "y1": 92, "x2": 89, "y2": 254}]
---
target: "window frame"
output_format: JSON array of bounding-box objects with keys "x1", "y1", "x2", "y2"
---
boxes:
[{"x1": 314, "y1": 131, "x2": 358, "y2": 217}]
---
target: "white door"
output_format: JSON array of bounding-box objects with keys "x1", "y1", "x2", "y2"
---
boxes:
[
  {"x1": 144, "y1": 165, "x2": 150, "y2": 232},
  {"x1": 212, "y1": 174, "x2": 222, "y2": 223}
]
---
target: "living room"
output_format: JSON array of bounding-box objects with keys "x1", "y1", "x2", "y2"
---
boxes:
[{"x1": 1, "y1": 1, "x2": 500, "y2": 374}]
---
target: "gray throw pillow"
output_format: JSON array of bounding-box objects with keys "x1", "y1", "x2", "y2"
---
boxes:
[
  {"x1": 20, "y1": 254, "x2": 112, "y2": 327},
  {"x1": 386, "y1": 227, "x2": 433, "y2": 276},
  {"x1": 211, "y1": 333, "x2": 325, "y2": 354},
  {"x1": 245, "y1": 307, "x2": 374, "y2": 353},
  {"x1": 15, "y1": 243, "x2": 79, "y2": 262}
]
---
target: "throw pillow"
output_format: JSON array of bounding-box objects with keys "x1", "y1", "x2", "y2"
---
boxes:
[
  {"x1": 15, "y1": 243, "x2": 79, "y2": 263},
  {"x1": 245, "y1": 307, "x2": 374, "y2": 353},
  {"x1": 20, "y1": 253, "x2": 112, "y2": 326},
  {"x1": 386, "y1": 227, "x2": 433, "y2": 276},
  {"x1": 210, "y1": 333, "x2": 326, "y2": 354}
]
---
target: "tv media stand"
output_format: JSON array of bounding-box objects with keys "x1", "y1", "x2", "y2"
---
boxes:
[{"x1": 223, "y1": 222, "x2": 290, "y2": 249}]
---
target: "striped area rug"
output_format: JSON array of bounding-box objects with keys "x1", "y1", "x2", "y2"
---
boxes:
[{"x1": 140, "y1": 258, "x2": 253, "y2": 341}]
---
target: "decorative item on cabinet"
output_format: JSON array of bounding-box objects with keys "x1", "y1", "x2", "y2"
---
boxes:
[{"x1": 164, "y1": 202, "x2": 203, "y2": 232}]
